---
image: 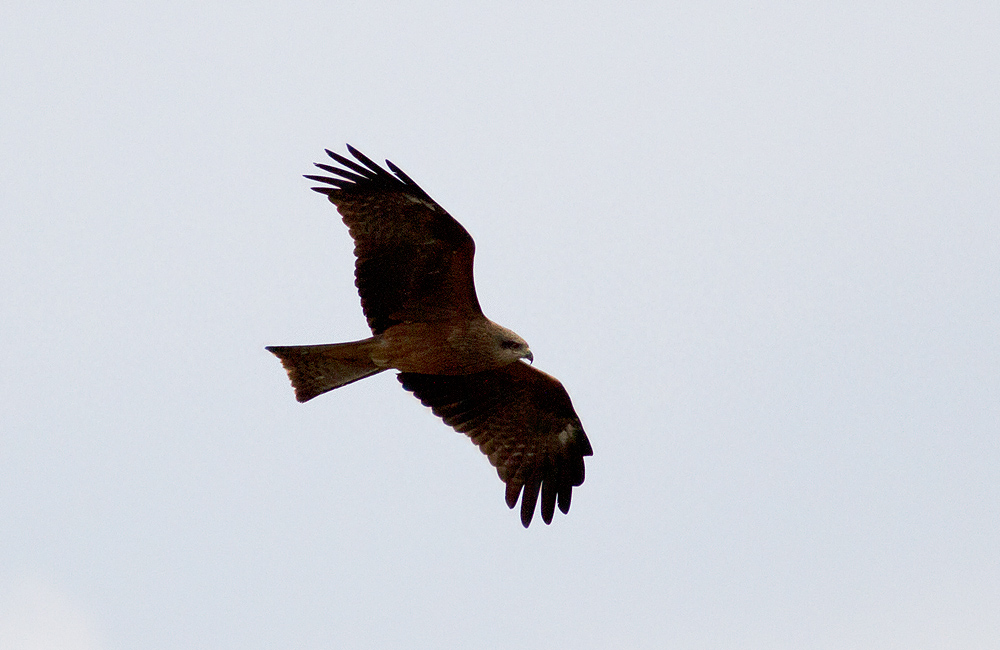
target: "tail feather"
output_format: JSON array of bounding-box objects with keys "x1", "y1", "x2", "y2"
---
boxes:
[{"x1": 265, "y1": 340, "x2": 384, "y2": 402}]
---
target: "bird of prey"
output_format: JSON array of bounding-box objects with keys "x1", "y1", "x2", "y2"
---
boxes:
[{"x1": 266, "y1": 146, "x2": 592, "y2": 527}]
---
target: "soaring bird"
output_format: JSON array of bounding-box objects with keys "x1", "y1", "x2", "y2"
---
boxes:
[{"x1": 267, "y1": 146, "x2": 592, "y2": 527}]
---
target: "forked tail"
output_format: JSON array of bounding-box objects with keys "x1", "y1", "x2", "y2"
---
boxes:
[{"x1": 265, "y1": 339, "x2": 384, "y2": 402}]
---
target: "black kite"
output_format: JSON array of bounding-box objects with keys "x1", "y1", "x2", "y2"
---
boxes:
[{"x1": 266, "y1": 146, "x2": 592, "y2": 527}]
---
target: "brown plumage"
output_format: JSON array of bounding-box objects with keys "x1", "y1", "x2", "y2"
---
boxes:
[{"x1": 266, "y1": 145, "x2": 592, "y2": 527}]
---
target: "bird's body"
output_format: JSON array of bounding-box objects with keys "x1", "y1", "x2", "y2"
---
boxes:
[
  {"x1": 374, "y1": 318, "x2": 531, "y2": 375},
  {"x1": 267, "y1": 146, "x2": 591, "y2": 527}
]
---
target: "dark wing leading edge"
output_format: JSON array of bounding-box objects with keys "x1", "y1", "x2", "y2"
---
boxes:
[
  {"x1": 398, "y1": 360, "x2": 593, "y2": 527},
  {"x1": 305, "y1": 145, "x2": 483, "y2": 335}
]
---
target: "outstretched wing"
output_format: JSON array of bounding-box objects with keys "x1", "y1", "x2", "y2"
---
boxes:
[
  {"x1": 398, "y1": 360, "x2": 593, "y2": 527},
  {"x1": 305, "y1": 145, "x2": 483, "y2": 335}
]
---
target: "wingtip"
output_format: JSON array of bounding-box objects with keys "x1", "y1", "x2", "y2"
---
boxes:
[
  {"x1": 557, "y1": 484, "x2": 572, "y2": 514},
  {"x1": 344, "y1": 145, "x2": 388, "y2": 176},
  {"x1": 520, "y1": 500, "x2": 535, "y2": 527},
  {"x1": 505, "y1": 482, "x2": 521, "y2": 509}
]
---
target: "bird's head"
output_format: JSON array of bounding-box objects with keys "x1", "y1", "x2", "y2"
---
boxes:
[{"x1": 493, "y1": 326, "x2": 533, "y2": 365}]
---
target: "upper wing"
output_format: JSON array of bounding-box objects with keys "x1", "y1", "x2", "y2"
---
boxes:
[
  {"x1": 398, "y1": 360, "x2": 593, "y2": 527},
  {"x1": 305, "y1": 146, "x2": 483, "y2": 335}
]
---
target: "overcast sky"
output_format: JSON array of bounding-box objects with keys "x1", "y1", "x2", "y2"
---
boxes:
[{"x1": 2, "y1": 2, "x2": 998, "y2": 649}]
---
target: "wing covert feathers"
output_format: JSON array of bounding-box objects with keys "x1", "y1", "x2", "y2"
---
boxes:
[{"x1": 398, "y1": 360, "x2": 593, "y2": 527}]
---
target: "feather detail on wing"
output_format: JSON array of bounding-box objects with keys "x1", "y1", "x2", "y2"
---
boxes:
[
  {"x1": 305, "y1": 146, "x2": 483, "y2": 334},
  {"x1": 398, "y1": 360, "x2": 593, "y2": 527}
]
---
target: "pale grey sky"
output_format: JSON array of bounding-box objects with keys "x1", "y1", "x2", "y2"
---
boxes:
[{"x1": 2, "y1": 2, "x2": 998, "y2": 649}]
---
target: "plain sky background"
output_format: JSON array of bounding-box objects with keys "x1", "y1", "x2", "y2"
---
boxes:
[{"x1": 2, "y1": 2, "x2": 998, "y2": 649}]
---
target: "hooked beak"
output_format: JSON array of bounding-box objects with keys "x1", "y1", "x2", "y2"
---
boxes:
[{"x1": 524, "y1": 350, "x2": 534, "y2": 364}]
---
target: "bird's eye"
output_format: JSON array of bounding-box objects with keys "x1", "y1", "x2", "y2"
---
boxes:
[{"x1": 500, "y1": 340, "x2": 520, "y2": 349}]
